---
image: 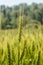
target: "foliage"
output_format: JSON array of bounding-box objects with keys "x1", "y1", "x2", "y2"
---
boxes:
[{"x1": 0, "y1": 3, "x2": 43, "y2": 29}]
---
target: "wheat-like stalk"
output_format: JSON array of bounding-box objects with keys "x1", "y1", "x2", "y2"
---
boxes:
[
  {"x1": 1, "y1": 54, "x2": 6, "y2": 65},
  {"x1": 36, "y1": 51, "x2": 41, "y2": 65},
  {"x1": 18, "y1": 6, "x2": 23, "y2": 65},
  {"x1": 11, "y1": 46, "x2": 15, "y2": 65},
  {"x1": 19, "y1": 40, "x2": 26, "y2": 62},
  {"x1": 7, "y1": 43, "x2": 11, "y2": 65}
]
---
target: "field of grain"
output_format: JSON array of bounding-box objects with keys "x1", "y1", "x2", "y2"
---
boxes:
[{"x1": 0, "y1": 26, "x2": 43, "y2": 65}]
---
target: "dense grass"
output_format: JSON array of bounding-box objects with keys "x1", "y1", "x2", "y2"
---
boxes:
[{"x1": 0, "y1": 26, "x2": 43, "y2": 65}]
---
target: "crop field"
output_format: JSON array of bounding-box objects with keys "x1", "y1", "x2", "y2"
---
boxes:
[
  {"x1": 0, "y1": 1, "x2": 43, "y2": 65},
  {"x1": 0, "y1": 26, "x2": 43, "y2": 65}
]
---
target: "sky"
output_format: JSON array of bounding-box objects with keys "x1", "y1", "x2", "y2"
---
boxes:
[{"x1": 0, "y1": 0, "x2": 43, "y2": 6}]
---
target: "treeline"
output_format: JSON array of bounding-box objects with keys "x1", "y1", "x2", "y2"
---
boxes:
[{"x1": 0, "y1": 3, "x2": 43, "y2": 29}]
